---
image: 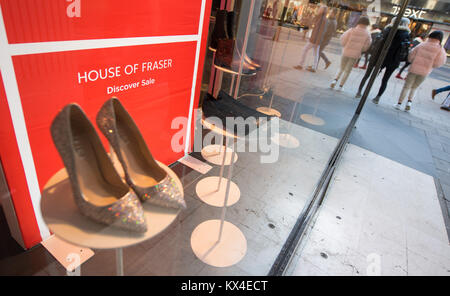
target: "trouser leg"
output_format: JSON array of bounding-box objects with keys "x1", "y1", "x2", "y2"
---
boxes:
[
  {"x1": 319, "y1": 50, "x2": 330, "y2": 65},
  {"x1": 408, "y1": 74, "x2": 426, "y2": 101},
  {"x1": 398, "y1": 62, "x2": 410, "y2": 76},
  {"x1": 312, "y1": 45, "x2": 320, "y2": 69},
  {"x1": 363, "y1": 52, "x2": 369, "y2": 66},
  {"x1": 357, "y1": 60, "x2": 376, "y2": 94},
  {"x1": 336, "y1": 56, "x2": 349, "y2": 80},
  {"x1": 376, "y1": 65, "x2": 396, "y2": 97},
  {"x1": 340, "y1": 57, "x2": 357, "y2": 86},
  {"x1": 436, "y1": 85, "x2": 450, "y2": 94},
  {"x1": 398, "y1": 73, "x2": 415, "y2": 104},
  {"x1": 299, "y1": 42, "x2": 313, "y2": 67}
]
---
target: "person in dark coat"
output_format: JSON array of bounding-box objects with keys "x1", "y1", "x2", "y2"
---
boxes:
[
  {"x1": 318, "y1": 8, "x2": 337, "y2": 69},
  {"x1": 294, "y1": 4, "x2": 328, "y2": 72},
  {"x1": 355, "y1": 24, "x2": 382, "y2": 69},
  {"x1": 395, "y1": 34, "x2": 425, "y2": 79},
  {"x1": 355, "y1": 17, "x2": 411, "y2": 103}
]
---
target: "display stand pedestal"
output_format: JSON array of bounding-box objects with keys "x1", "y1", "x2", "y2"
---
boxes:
[
  {"x1": 199, "y1": 68, "x2": 241, "y2": 207},
  {"x1": 40, "y1": 161, "x2": 182, "y2": 276},
  {"x1": 201, "y1": 118, "x2": 240, "y2": 140},
  {"x1": 272, "y1": 133, "x2": 300, "y2": 148},
  {"x1": 191, "y1": 146, "x2": 246, "y2": 267},
  {"x1": 258, "y1": 25, "x2": 295, "y2": 119},
  {"x1": 300, "y1": 113, "x2": 325, "y2": 126},
  {"x1": 257, "y1": 106, "x2": 281, "y2": 117},
  {"x1": 196, "y1": 137, "x2": 240, "y2": 207},
  {"x1": 256, "y1": 89, "x2": 280, "y2": 118},
  {"x1": 201, "y1": 144, "x2": 238, "y2": 166},
  {"x1": 191, "y1": 219, "x2": 246, "y2": 267},
  {"x1": 300, "y1": 94, "x2": 325, "y2": 126},
  {"x1": 272, "y1": 101, "x2": 299, "y2": 148},
  {"x1": 116, "y1": 248, "x2": 124, "y2": 276},
  {"x1": 196, "y1": 176, "x2": 240, "y2": 207},
  {"x1": 256, "y1": 89, "x2": 281, "y2": 117},
  {"x1": 208, "y1": 47, "x2": 257, "y2": 100}
]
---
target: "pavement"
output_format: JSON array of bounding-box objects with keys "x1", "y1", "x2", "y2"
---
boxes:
[{"x1": 287, "y1": 143, "x2": 449, "y2": 275}]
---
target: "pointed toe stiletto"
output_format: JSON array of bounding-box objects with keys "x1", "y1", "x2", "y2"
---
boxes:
[
  {"x1": 96, "y1": 98, "x2": 186, "y2": 209},
  {"x1": 50, "y1": 104, "x2": 147, "y2": 233}
]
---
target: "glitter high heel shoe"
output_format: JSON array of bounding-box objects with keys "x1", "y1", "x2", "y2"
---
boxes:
[
  {"x1": 50, "y1": 104, "x2": 147, "y2": 233},
  {"x1": 96, "y1": 98, "x2": 186, "y2": 209}
]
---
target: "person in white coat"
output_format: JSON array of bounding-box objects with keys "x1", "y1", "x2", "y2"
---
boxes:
[{"x1": 394, "y1": 31, "x2": 446, "y2": 111}]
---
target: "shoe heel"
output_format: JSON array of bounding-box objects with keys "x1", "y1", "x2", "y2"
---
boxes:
[{"x1": 97, "y1": 98, "x2": 186, "y2": 209}]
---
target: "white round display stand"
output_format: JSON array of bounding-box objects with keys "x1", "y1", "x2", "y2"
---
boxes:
[
  {"x1": 272, "y1": 132, "x2": 300, "y2": 148},
  {"x1": 191, "y1": 219, "x2": 247, "y2": 268},
  {"x1": 195, "y1": 176, "x2": 240, "y2": 207},
  {"x1": 40, "y1": 161, "x2": 182, "y2": 275},
  {"x1": 300, "y1": 113, "x2": 325, "y2": 126},
  {"x1": 256, "y1": 106, "x2": 281, "y2": 117},
  {"x1": 201, "y1": 118, "x2": 239, "y2": 139},
  {"x1": 201, "y1": 144, "x2": 238, "y2": 166}
]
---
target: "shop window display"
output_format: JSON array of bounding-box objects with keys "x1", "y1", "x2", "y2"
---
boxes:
[
  {"x1": 196, "y1": 0, "x2": 449, "y2": 276},
  {"x1": 0, "y1": 0, "x2": 449, "y2": 277}
]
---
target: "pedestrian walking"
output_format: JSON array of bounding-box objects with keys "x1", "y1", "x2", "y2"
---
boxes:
[
  {"x1": 300, "y1": 10, "x2": 313, "y2": 40},
  {"x1": 395, "y1": 34, "x2": 425, "y2": 80},
  {"x1": 318, "y1": 8, "x2": 338, "y2": 70},
  {"x1": 354, "y1": 24, "x2": 382, "y2": 69},
  {"x1": 330, "y1": 16, "x2": 371, "y2": 91},
  {"x1": 272, "y1": 0, "x2": 280, "y2": 25},
  {"x1": 431, "y1": 85, "x2": 450, "y2": 100},
  {"x1": 355, "y1": 17, "x2": 411, "y2": 103},
  {"x1": 394, "y1": 31, "x2": 446, "y2": 111},
  {"x1": 294, "y1": 4, "x2": 328, "y2": 72}
]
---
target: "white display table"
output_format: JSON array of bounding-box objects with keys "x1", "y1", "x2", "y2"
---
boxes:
[{"x1": 40, "y1": 161, "x2": 182, "y2": 275}]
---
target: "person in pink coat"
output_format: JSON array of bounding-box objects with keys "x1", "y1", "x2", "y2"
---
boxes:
[
  {"x1": 330, "y1": 16, "x2": 371, "y2": 90},
  {"x1": 394, "y1": 31, "x2": 447, "y2": 111}
]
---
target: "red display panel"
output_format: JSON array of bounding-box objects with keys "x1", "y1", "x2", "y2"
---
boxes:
[
  {"x1": 0, "y1": 75, "x2": 42, "y2": 247},
  {"x1": 13, "y1": 42, "x2": 197, "y2": 190},
  {"x1": 0, "y1": 0, "x2": 202, "y2": 43},
  {"x1": 0, "y1": 0, "x2": 212, "y2": 249}
]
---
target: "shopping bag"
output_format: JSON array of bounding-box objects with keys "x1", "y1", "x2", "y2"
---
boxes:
[{"x1": 441, "y1": 92, "x2": 450, "y2": 111}]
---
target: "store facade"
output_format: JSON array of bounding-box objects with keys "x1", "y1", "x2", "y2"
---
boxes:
[{"x1": 0, "y1": 0, "x2": 448, "y2": 276}]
